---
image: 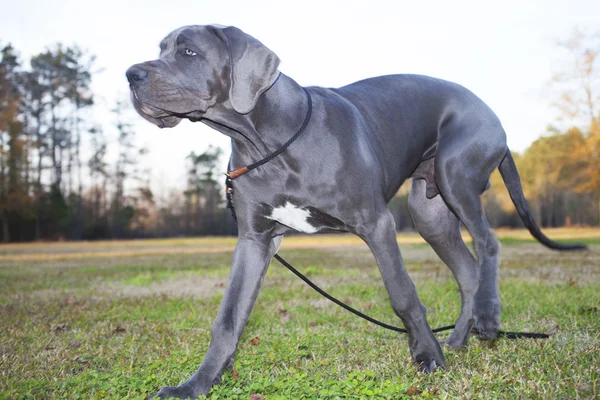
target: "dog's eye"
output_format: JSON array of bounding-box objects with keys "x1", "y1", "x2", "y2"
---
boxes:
[{"x1": 184, "y1": 48, "x2": 197, "y2": 56}]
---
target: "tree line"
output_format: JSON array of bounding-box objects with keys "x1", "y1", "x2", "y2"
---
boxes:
[
  {"x1": 0, "y1": 43, "x2": 233, "y2": 242},
  {"x1": 0, "y1": 30, "x2": 598, "y2": 242}
]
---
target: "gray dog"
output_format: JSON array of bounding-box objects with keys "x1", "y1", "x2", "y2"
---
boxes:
[{"x1": 127, "y1": 25, "x2": 583, "y2": 399}]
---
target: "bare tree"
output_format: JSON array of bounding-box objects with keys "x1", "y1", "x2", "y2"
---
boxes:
[
  {"x1": 0, "y1": 44, "x2": 22, "y2": 241},
  {"x1": 110, "y1": 100, "x2": 148, "y2": 237},
  {"x1": 551, "y1": 28, "x2": 600, "y2": 132},
  {"x1": 185, "y1": 146, "x2": 223, "y2": 234}
]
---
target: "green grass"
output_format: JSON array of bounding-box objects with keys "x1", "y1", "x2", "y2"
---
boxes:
[{"x1": 1, "y1": 229, "x2": 599, "y2": 399}]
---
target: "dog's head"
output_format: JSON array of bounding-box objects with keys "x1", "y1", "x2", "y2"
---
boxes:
[{"x1": 126, "y1": 25, "x2": 281, "y2": 128}]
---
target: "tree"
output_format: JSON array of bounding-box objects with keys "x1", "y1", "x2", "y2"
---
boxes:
[
  {"x1": 185, "y1": 146, "x2": 223, "y2": 234},
  {"x1": 19, "y1": 44, "x2": 95, "y2": 239},
  {"x1": 0, "y1": 43, "x2": 25, "y2": 241},
  {"x1": 549, "y1": 29, "x2": 600, "y2": 224},
  {"x1": 63, "y1": 46, "x2": 95, "y2": 239},
  {"x1": 551, "y1": 28, "x2": 600, "y2": 131},
  {"x1": 20, "y1": 61, "x2": 49, "y2": 239},
  {"x1": 519, "y1": 130, "x2": 593, "y2": 226},
  {"x1": 110, "y1": 100, "x2": 148, "y2": 238},
  {"x1": 85, "y1": 125, "x2": 109, "y2": 239}
]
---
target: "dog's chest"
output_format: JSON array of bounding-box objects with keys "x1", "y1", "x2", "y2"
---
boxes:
[
  {"x1": 266, "y1": 202, "x2": 317, "y2": 233},
  {"x1": 263, "y1": 201, "x2": 345, "y2": 233}
]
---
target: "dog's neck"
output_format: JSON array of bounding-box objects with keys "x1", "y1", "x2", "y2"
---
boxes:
[{"x1": 200, "y1": 73, "x2": 310, "y2": 164}]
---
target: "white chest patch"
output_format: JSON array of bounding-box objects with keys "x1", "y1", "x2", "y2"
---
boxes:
[{"x1": 267, "y1": 202, "x2": 318, "y2": 233}]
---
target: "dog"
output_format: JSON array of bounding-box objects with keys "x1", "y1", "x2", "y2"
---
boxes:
[{"x1": 127, "y1": 25, "x2": 584, "y2": 399}]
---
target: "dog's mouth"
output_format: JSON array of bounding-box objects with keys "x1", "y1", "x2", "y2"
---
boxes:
[{"x1": 130, "y1": 90, "x2": 183, "y2": 129}]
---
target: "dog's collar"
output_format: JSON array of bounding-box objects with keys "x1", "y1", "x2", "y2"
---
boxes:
[{"x1": 225, "y1": 87, "x2": 313, "y2": 180}]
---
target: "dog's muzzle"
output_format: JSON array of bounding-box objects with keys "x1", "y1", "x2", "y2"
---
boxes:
[{"x1": 129, "y1": 89, "x2": 182, "y2": 129}]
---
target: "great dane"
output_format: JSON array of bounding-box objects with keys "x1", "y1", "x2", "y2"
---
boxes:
[{"x1": 126, "y1": 25, "x2": 584, "y2": 398}]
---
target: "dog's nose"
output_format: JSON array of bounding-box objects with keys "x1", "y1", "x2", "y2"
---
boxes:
[{"x1": 126, "y1": 66, "x2": 148, "y2": 84}]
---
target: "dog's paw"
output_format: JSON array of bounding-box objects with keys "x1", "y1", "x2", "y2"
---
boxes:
[
  {"x1": 413, "y1": 353, "x2": 446, "y2": 373},
  {"x1": 410, "y1": 333, "x2": 446, "y2": 373},
  {"x1": 152, "y1": 385, "x2": 198, "y2": 399},
  {"x1": 473, "y1": 300, "x2": 501, "y2": 341},
  {"x1": 473, "y1": 322, "x2": 498, "y2": 341}
]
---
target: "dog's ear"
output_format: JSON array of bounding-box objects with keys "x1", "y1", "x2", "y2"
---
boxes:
[{"x1": 222, "y1": 26, "x2": 280, "y2": 114}]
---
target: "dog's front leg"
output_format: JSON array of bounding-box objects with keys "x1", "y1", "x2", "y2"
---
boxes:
[
  {"x1": 154, "y1": 235, "x2": 281, "y2": 399},
  {"x1": 359, "y1": 212, "x2": 445, "y2": 373}
]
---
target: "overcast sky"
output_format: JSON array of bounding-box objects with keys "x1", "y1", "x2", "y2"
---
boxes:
[{"x1": 2, "y1": 0, "x2": 599, "y2": 190}]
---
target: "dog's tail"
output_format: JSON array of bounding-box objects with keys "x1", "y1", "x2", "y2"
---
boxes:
[{"x1": 498, "y1": 150, "x2": 587, "y2": 251}]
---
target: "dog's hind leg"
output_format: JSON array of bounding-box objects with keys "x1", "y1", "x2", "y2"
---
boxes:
[
  {"x1": 357, "y1": 211, "x2": 445, "y2": 372},
  {"x1": 434, "y1": 125, "x2": 506, "y2": 341},
  {"x1": 408, "y1": 178, "x2": 477, "y2": 348}
]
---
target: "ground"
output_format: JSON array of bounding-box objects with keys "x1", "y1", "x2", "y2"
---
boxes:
[{"x1": 1, "y1": 228, "x2": 599, "y2": 399}]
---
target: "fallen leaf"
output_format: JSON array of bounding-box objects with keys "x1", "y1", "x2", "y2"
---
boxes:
[
  {"x1": 546, "y1": 325, "x2": 559, "y2": 335},
  {"x1": 71, "y1": 356, "x2": 88, "y2": 364},
  {"x1": 568, "y1": 280, "x2": 577, "y2": 286},
  {"x1": 112, "y1": 325, "x2": 126, "y2": 334},
  {"x1": 250, "y1": 337, "x2": 261, "y2": 346},
  {"x1": 280, "y1": 310, "x2": 293, "y2": 324},
  {"x1": 232, "y1": 369, "x2": 239, "y2": 380},
  {"x1": 52, "y1": 323, "x2": 68, "y2": 332},
  {"x1": 60, "y1": 296, "x2": 76, "y2": 307},
  {"x1": 249, "y1": 393, "x2": 265, "y2": 400},
  {"x1": 407, "y1": 386, "x2": 421, "y2": 396},
  {"x1": 69, "y1": 341, "x2": 81, "y2": 348}
]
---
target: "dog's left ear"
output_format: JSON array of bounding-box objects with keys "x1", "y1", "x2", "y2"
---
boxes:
[{"x1": 222, "y1": 26, "x2": 280, "y2": 114}]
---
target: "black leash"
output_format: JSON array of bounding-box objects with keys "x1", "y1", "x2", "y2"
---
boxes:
[
  {"x1": 273, "y1": 254, "x2": 454, "y2": 334},
  {"x1": 273, "y1": 254, "x2": 550, "y2": 339},
  {"x1": 223, "y1": 88, "x2": 550, "y2": 341}
]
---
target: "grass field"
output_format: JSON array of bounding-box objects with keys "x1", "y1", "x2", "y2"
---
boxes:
[{"x1": 1, "y1": 228, "x2": 599, "y2": 399}]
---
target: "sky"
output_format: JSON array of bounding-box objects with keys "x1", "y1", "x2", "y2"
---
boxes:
[{"x1": 2, "y1": 0, "x2": 600, "y2": 192}]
